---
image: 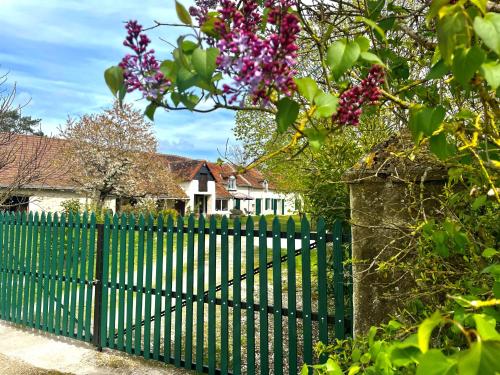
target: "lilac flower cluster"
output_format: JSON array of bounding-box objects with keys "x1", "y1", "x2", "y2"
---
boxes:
[
  {"x1": 189, "y1": 0, "x2": 218, "y2": 25},
  {"x1": 119, "y1": 20, "x2": 170, "y2": 100},
  {"x1": 335, "y1": 65, "x2": 385, "y2": 126},
  {"x1": 191, "y1": 0, "x2": 300, "y2": 104}
]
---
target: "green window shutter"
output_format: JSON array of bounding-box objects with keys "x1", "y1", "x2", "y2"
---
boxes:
[
  {"x1": 256, "y1": 199, "x2": 262, "y2": 215},
  {"x1": 235, "y1": 199, "x2": 240, "y2": 209}
]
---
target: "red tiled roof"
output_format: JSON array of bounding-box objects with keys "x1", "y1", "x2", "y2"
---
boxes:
[
  {"x1": 215, "y1": 182, "x2": 232, "y2": 198},
  {"x1": 0, "y1": 134, "x2": 274, "y2": 199},
  {"x1": 207, "y1": 162, "x2": 270, "y2": 189},
  {"x1": 0, "y1": 133, "x2": 75, "y2": 190},
  {"x1": 168, "y1": 159, "x2": 205, "y2": 181},
  {"x1": 0, "y1": 133, "x2": 186, "y2": 198}
]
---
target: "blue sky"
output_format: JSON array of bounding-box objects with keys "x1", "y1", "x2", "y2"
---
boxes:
[{"x1": 0, "y1": 0, "x2": 236, "y2": 160}]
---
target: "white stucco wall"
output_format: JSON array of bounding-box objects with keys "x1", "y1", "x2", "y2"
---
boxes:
[
  {"x1": 180, "y1": 180, "x2": 216, "y2": 214},
  {"x1": 214, "y1": 185, "x2": 296, "y2": 216},
  {"x1": 10, "y1": 189, "x2": 117, "y2": 213}
]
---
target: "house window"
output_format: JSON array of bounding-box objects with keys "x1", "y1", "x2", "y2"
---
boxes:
[
  {"x1": 3, "y1": 196, "x2": 29, "y2": 212},
  {"x1": 228, "y1": 176, "x2": 236, "y2": 191},
  {"x1": 265, "y1": 198, "x2": 270, "y2": 210},
  {"x1": 215, "y1": 199, "x2": 228, "y2": 211},
  {"x1": 199, "y1": 173, "x2": 208, "y2": 192}
]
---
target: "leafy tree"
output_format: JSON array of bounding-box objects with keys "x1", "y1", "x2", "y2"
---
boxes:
[
  {"x1": 104, "y1": 0, "x2": 500, "y2": 373},
  {"x1": 0, "y1": 110, "x2": 43, "y2": 135},
  {"x1": 59, "y1": 101, "x2": 178, "y2": 212},
  {"x1": 234, "y1": 105, "x2": 390, "y2": 224}
]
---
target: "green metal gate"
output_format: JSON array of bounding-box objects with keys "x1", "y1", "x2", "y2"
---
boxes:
[
  {"x1": 0, "y1": 211, "x2": 96, "y2": 341},
  {"x1": 0, "y1": 211, "x2": 352, "y2": 374}
]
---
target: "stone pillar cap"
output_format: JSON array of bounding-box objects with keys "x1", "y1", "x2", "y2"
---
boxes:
[{"x1": 343, "y1": 131, "x2": 448, "y2": 184}]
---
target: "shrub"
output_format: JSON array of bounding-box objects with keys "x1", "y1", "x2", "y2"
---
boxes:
[{"x1": 60, "y1": 199, "x2": 81, "y2": 215}]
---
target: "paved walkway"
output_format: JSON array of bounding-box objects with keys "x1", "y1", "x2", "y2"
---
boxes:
[{"x1": 0, "y1": 321, "x2": 191, "y2": 375}]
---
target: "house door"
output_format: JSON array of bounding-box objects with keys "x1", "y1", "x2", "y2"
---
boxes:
[
  {"x1": 256, "y1": 199, "x2": 262, "y2": 215},
  {"x1": 194, "y1": 195, "x2": 207, "y2": 214}
]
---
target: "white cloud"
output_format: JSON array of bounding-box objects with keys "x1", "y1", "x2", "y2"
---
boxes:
[{"x1": 1, "y1": 0, "x2": 237, "y2": 159}]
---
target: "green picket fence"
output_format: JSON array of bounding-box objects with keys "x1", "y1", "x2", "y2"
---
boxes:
[
  {"x1": 0, "y1": 211, "x2": 96, "y2": 340},
  {"x1": 0, "y1": 211, "x2": 352, "y2": 374}
]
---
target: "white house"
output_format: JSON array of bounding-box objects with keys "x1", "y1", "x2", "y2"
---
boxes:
[{"x1": 0, "y1": 134, "x2": 296, "y2": 216}]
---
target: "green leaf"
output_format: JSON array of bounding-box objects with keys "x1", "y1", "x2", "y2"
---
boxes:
[
  {"x1": 416, "y1": 349, "x2": 457, "y2": 375},
  {"x1": 427, "y1": 0, "x2": 450, "y2": 22},
  {"x1": 391, "y1": 344, "x2": 421, "y2": 367},
  {"x1": 429, "y1": 133, "x2": 457, "y2": 160},
  {"x1": 379, "y1": 16, "x2": 396, "y2": 31},
  {"x1": 409, "y1": 106, "x2": 446, "y2": 142},
  {"x1": 104, "y1": 66, "x2": 124, "y2": 97},
  {"x1": 438, "y1": 12, "x2": 468, "y2": 65},
  {"x1": 426, "y1": 60, "x2": 449, "y2": 79},
  {"x1": 144, "y1": 103, "x2": 158, "y2": 121},
  {"x1": 159, "y1": 60, "x2": 177, "y2": 82},
  {"x1": 356, "y1": 16, "x2": 387, "y2": 42},
  {"x1": 300, "y1": 364, "x2": 309, "y2": 375},
  {"x1": 367, "y1": 0, "x2": 385, "y2": 19},
  {"x1": 348, "y1": 365, "x2": 361, "y2": 375},
  {"x1": 201, "y1": 13, "x2": 221, "y2": 37},
  {"x1": 480, "y1": 61, "x2": 500, "y2": 90},
  {"x1": 294, "y1": 77, "x2": 319, "y2": 102},
  {"x1": 482, "y1": 264, "x2": 500, "y2": 281},
  {"x1": 313, "y1": 92, "x2": 339, "y2": 118},
  {"x1": 360, "y1": 353, "x2": 371, "y2": 364},
  {"x1": 304, "y1": 129, "x2": 327, "y2": 150},
  {"x1": 482, "y1": 248, "x2": 498, "y2": 258},
  {"x1": 327, "y1": 40, "x2": 361, "y2": 79},
  {"x1": 192, "y1": 47, "x2": 219, "y2": 81},
  {"x1": 176, "y1": 67, "x2": 198, "y2": 92},
  {"x1": 418, "y1": 311, "x2": 443, "y2": 353},
  {"x1": 473, "y1": 315, "x2": 500, "y2": 341},
  {"x1": 355, "y1": 36, "x2": 370, "y2": 52},
  {"x1": 276, "y1": 97, "x2": 299, "y2": 133},
  {"x1": 351, "y1": 348, "x2": 361, "y2": 362},
  {"x1": 471, "y1": 0, "x2": 487, "y2": 14},
  {"x1": 368, "y1": 326, "x2": 378, "y2": 346},
  {"x1": 387, "y1": 320, "x2": 403, "y2": 331},
  {"x1": 458, "y1": 340, "x2": 500, "y2": 375},
  {"x1": 452, "y1": 46, "x2": 486, "y2": 87},
  {"x1": 170, "y1": 92, "x2": 182, "y2": 107},
  {"x1": 472, "y1": 195, "x2": 487, "y2": 210},
  {"x1": 180, "y1": 93, "x2": 199, "y2": 110},
  {"x1": 474, "y1": 13, "x2": 500, "y2": 55},
  {"x1": 181, "y1": 40, "x2": 198, "y2": 54},
  {"x1": 175, "y1": 1, "x2": 192, "y2": 25},
  {"x1": 325, "y1": 358, "x2": 343, "y2": 375},
  {"x1": 360, "y1": 51, "x2": 384, "y2": 65}
]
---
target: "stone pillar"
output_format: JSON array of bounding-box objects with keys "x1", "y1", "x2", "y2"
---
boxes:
[{"x1": 344, "y1": 134, "x2": 447, "y2": 336}]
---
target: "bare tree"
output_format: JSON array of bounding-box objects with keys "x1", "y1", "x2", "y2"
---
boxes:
[
  {"x1": 59, "y1": 101, "x2": 179, "y2": 211},
  {"x1": 0, "y1": 74, "x2": 50, "y2": 210}
]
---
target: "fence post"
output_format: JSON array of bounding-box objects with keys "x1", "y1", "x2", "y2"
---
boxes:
[
  {"x1": 333, "y1": 219, "x2": 345, "y2": 339},
  {"x1": 92, "y1": 223, "x2": 104, "y2": 351}
]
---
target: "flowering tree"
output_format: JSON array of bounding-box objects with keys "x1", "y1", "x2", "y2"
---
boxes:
[
  {"x1": 59, "y1": 101, "x2": 178, "y2": 212},
  {"x1": 105, "y1": 0, "x2": 500, "y2": 372}
]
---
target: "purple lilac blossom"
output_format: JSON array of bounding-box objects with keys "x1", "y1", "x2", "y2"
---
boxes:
[
  {"x1": 119, "y1": 20, "x2": 170, "y2": 100},
  {"x1": 335, "y1": 65, "x2": 385, "y2": 126}
]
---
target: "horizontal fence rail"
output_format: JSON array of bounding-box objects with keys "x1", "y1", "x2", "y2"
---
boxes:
[{"x1": 0, "y1": 211, "x2": 352, "y2": 375}]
